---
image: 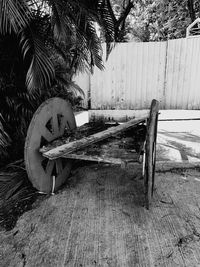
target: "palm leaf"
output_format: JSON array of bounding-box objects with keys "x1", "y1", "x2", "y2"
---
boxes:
[
  {"x1": 0, "y1": 0, "x2": 32, "y2": 34},
  {"x1": 20, "y1": 25, "x2": 55, "y2": 92},
  {"x1": 0, "y1": 115, "x2": 11, "y2": 159}
]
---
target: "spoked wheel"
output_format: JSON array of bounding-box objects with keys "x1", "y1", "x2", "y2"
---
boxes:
[
  {"x1": 25, "y1": 97, "x2": 76, "y2": 194},
  {"x1": 143, "y1": 100, "x2": 159, "y2": 209}
]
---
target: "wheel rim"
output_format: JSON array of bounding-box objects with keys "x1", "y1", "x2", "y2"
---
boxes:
[
  {"x1": 151, "y1": 140, "x2": 156, "y2": 195},
  {"x1": 25, "y1": 97, "x2": 76, "y2": 193},
  {"x1": 144, "y1": 128, "x2": 157, "y2": 207}
]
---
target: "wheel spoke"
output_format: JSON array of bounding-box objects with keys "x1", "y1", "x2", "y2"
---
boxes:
[
  {"x1": 46, "y1": 160, "x2": 55, "y2": 176},
  {"x1": 25, "y1": 97, "x2": 76, "y2": 193},
  {"x1": 52, "y1": 112, "x2": 59, "y2": 136},
  {"x1": 56, "y1": 159, "x2": 63, "y2": 175},
  {"x1": 40, "y1": 127, "x2": 54, "y2": 142},
  {"x1": 60, "y1": 116, "x2": 68, "y2": 133}
]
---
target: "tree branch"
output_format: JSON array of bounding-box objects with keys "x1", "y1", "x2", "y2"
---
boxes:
[
  {"x1": 117, "y1": 1, "x2": 134, "y2": 27},
  {"x1": 187, "y1": 0, "x2": 196, "y2": 22},
  {"x1": 106, "y1": 0, "x2": 134, "y2": 41}
]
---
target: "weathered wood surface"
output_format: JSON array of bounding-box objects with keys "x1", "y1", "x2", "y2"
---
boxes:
[
  {"x1": 41, "y1": 116, "x2": 148, "y2": 160},
  {"x1": 24, "y1": 97, "x2": 76, "y2": 193},
  {"x1": 63, "y1": 153, "x2": 138, "y2": 166},
  {"x1": 89, "y1": 109, "x2": 149, "y2": 122},
  {"x1": 62, "y1": 134, "x2": 143, "y2": 165},
  {"x1": 144, "y1": 99, "x2": 159, "y2": 208}
]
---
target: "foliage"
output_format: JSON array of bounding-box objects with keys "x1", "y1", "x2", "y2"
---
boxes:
[
  {"x1": 0, "y1": 0, "x2": 116, "y2": 162},
  {"x1": 0, "y1": 160, "x2": 38, "y2": 230},
  {"x1": 129, "y1": 0, "x2": 200, "y2": 41},
  {"x1": 106, "y1": 0, "x2": 200, "y2": 42},
  {"x1": 0, "y1": 0, "x2": 115, "y2": 91},
  {"x1": 0, "y1": 32, "x2": 83, "y2": 164},
  {"x1": 0, "y1": 1, "x2": 116, "y2": 229},
  {"x1": 101, "y1": 0, "x2": 135, "y2": 42}
]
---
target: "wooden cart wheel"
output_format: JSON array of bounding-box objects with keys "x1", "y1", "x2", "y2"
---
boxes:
[
  {"x1": 25, "y1": 97, "x2": 76, "y2": 194},
  {"x1": 143, "y1": 99, "x2": 159, "y2": 209}
]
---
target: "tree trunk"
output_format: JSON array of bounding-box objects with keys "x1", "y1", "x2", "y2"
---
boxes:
[
  {"x1": 106, "y1": 0, "x2": 134, "y2": 41},
  {"x1": 187, "y1": 0, "x2": 196, "y2": 22}
]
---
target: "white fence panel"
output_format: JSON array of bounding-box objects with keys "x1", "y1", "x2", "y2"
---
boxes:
[
  {"x1": 165, "y1": 37, "x2": 200, "y2": 109},
  {"x1": 73, "y1": 72, "x2": 90, "y2": 108},
  {"x1": 75, "y1": 36, "x2": 200, "y2": 110},
  {"x1": 91, "y1": 42, "x2": 167, "y2": 110}
]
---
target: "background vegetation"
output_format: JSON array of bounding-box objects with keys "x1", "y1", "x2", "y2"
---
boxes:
[{"x1": 107, "y1": 0, "x2": 200, "y2": 41}]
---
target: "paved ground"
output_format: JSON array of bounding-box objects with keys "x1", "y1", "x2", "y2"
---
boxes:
[
  {"x1": 157, "y1": 110, "x2": 200, "y2": 163},
  {"x1": 0, "y1": 110, "x2": 200, "y2": 267},
  {"x1": 1, "y1": 164, "x2": 200, "y2": 267}
]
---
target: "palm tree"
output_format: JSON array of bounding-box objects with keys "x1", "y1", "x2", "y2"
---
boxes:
[
  {"x1": 0, "y1": 0, "x2": 115, "y2": 158},
  {"x1": 0, "y1": 0, "x2": 114, "y2": 91},
  {"x1": 0, "y1": 0, "x2": 115, "y2": 229}
]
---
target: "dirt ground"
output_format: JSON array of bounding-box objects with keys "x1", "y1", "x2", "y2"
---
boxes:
[{"x1": 1, "y1": 163, "x2": 200, "y2": 267}]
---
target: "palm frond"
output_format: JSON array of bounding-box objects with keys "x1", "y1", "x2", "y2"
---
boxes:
[
  {"x1": 51, "y1": 2, "x2": 74, "y2": 42},
  {"x1": 20, "y1": 22, "x2": 55, "y2": 92},
  {"x1": 97, "y1": 0, "x2": 115, "y2": 58},
  {"x1": 0, "y1": 116, "x2": 11, "y2": 159},
  {"x1": 84, "y1": 21, "x2": 104, "y2": 70},
  {"x1": 0, "y1": 0, "x2": 32, "y2": 34},
  {"x1": 49, "y1": 0, "x2": 114, "y2": 69}
]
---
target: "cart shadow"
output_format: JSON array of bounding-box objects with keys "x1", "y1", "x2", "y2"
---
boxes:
[
  {"x1": 157, "y1": 131, "x2": 200, "y2": 162},
  {"x1": 67, "y1": 164, "x2": 147, "y2": 222}
]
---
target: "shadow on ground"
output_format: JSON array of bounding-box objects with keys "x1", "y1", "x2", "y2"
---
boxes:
[{"x1": 157, "y1": 131, "x2": 200, "y2": 162}]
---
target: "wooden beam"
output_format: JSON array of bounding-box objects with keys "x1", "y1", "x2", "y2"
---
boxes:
[
  {"x1": 62, "y1": 153, "x2": 139, "y2": 166},
  {"x1": 41, "y1": 116, "x2": 148, "y2": 160},
  {"x1": 89, "y1": 110, "x2": 149, "y2": 122}
]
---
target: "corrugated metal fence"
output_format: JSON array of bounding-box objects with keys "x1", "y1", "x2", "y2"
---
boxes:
[{"x1": 74, "y1": 36, "x2": 200, "y2": 110}]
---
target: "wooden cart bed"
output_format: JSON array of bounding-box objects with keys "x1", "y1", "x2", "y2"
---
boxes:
[{"x1": 24, "y1": 98, "x2": 159, "y2": 208}]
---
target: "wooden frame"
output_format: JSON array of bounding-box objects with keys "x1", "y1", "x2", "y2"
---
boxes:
[{"x1": 25, "y1": 98, "x2": 159, "y2": 208}]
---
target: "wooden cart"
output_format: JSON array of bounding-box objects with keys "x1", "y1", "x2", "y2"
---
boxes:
[{"x1": 24, "y1": 98, "x2": 159, "y2": 208}]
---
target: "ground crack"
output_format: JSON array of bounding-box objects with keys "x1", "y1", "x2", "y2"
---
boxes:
[{"x1": 21, "y1": 253, "x2": 27, "y2": 267}]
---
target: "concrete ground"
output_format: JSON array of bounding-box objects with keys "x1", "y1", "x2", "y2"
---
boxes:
[
  {"x1": 157, "y1": 110, "x2": 200, "y2": 163},
  {"x1": 1, "y1": 163, "x2": 200, "y2": 267},
  {"x1": 1, "y1": 110, "x2": 200, "y2": 267}
]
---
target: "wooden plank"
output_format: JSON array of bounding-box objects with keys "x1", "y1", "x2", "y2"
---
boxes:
[
  {"x1": 89, "y1": 110, "x2": 149, "y2": 122},
  {"x1": 62, "y1": 134, "x2": 141, "y2": 165},
  {"x1": 41, "y1": 116, "x2": 148, "y2": 160},
  {"x1": 62, "y1": 153, "x2": 139, "y2": 166}
]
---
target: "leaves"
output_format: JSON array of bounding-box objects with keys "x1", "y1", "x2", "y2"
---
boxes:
[
  {"x1": 21, "y1": 31, "x2": 55, "y2": 92},
  {"x1": 0, "y1": 0, "x2": 32, "y2": 34},
  {"x1": 0, "y1": 116, "x2": 11, "y2": 159},
  {"x1": 128, "y1": 0, "x2": 200, "y2": 41},
  {"x1": 0, "y1": 160, "x2": 38, "y2": 230},
  {"x1": 0, "y1": 0, "x2": 116, "y2": 92},
  {"x1": 0, "y1": 0, "x2": 118, "y2": 230}
]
